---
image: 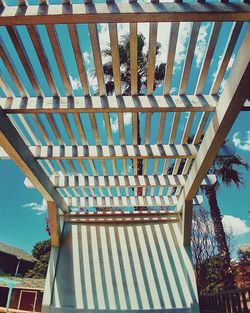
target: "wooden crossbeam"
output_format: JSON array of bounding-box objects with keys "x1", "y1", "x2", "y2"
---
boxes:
[
  {"x1": 24, "y1": 174, "x2": 216, "y2": 189},
  {"x1": 64, "y1": 211, "x2": 180, "y2": 223},
  {"x1": 0, "y1": 3, "x2": 249, "y2": 26},
  {"x1": 64, "y1": 195, "x2": 203, "y2": 207},
  {"x1": 0, "y1": 95, "x2": 217, "y2": 113},
  {"x1": 179, "y1": 24, "x2": 250, "y2": 245},
  {"x1": 0, "y1": 144, "x2": 198, "y2": 160},
  {"x1": 0, "y1": 107, "x2": 68, "y2": 212}
]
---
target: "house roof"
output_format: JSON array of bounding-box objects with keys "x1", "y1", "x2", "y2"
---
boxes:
[
  {"x1": 239, "y1": 245, "x2": 250, "y2": 253},
  {"x1": 0, "y1": 276, "x2": 45, "y2": 290},
  {"x1": 0, "y1": 242, "x2": 37, "y2": 263}
]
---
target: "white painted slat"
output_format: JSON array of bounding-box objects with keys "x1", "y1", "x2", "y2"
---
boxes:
[
  {"x1": 91, "y1": 226, "x2": 106, "y2": 309},
  {"x1": 137, "y1": 225, "x2": 161, "y2": 308},
  {"x1": 19, "y1": 144, "x2": 198, "y2": 160},
  {"x1": 25, "y1": 174, "x2": 216, "y2": 188},
  {"x1": 81, "y1": 226, "x2": 94, "y2": 309},
  {"x1": 99, "y1": 226, "x2": 116, "y2": 309},
  {"x1": 65, "y1": 195, "x2": 203, "y2": 207},
  {"x1": 2, "y1": 95, "x2": 217, "y2": 113},
  {"x1": 108, "y1": 227, "x2": 127, "y2": 309},
  {"x1": 71, "y1": 225, "x2": 84, "y2": 308},
  {"x1": 118, "y1": 227, "x2": 139, "y2": 309},
  {"x1": 126, "y1": 226, "x2": 150, "y2": 309}
]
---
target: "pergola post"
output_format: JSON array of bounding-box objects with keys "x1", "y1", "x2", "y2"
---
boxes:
[
  {"x1": 182, "y1": 200, "x2": 193, "y2": 246},
  {"x1": 47, "y1": 201, "x2": 61, "y2": 247}
]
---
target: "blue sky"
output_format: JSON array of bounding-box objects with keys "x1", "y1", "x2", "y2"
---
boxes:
[{"x1": 0, "y1": 1, "x2": 249, "y2": 255}]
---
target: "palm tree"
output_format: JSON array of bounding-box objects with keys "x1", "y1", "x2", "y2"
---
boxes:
[
  {"x1": 203, "y1": 154, "x2": 249, "y2": 290},
  {"x1": 168, "y1": 139, "x2": 249, "y2": 290},
  {"x1": 99, "y1": 33, "x2": 166, "y2": 209}
]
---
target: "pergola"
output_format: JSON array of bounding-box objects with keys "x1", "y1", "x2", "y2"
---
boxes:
[{"x1": 0, "y1": 0, "x2": 249, "y2": 311}]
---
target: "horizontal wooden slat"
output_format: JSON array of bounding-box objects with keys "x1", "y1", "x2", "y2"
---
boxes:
[
  {"x1": 63, "y1": 195, "x2": 203, "y2": 207},
  {"x1": 64, "y1": 212, "x2": 180, "y2": 223},
  {"x1": 2, "y1": 144, "x2": 198, "y2": 160},
  {"x1": 25, "y1": 174, "x2": 216, "y2": 188},
  {"x1": 0, "y1": 3, "x2": 249, "y2": 25},
  {"x1": 1, "y1": 95, "x2": 218, "y2": 113}
]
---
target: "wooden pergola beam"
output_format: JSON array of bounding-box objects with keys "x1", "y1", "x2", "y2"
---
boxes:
[
  {"x1": 64, "y1": 195, "x2": 203, "y2": 208},
  {"x1": 47, "y1": 201, "x2": 60, "y2": 247},
  {"x1": 179, "y1": 24, "x2": 250, "y2": 245},
  {"x1": 0, "y1": 95, "x2": 217, "y2": 114},
  {"x1": 0, "y1": 107, "x2": 68, "y2": 213},
  {"x1": 0, "y1": 144, "x2": 198, "y2": 160},
  {"x1": 25, "y1": 174, "x2": 216, "y2": 189},
  {"x1": 0, "y1": 3, "x2": 249, "y2": 25}
]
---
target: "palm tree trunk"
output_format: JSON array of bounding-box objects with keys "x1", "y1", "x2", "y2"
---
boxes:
[{"x1": 204, "y1": 186, "x2": 235, "y2": 290}]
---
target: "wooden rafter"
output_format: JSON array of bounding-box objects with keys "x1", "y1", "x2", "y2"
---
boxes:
[
  {"x1": 0, "y1": 144, "x2": 198, "y2": 160},
  {"x1": 1, "y1": 95, "x2": 218, "y2": 113},
  {"x1": 64, "y1": 195, "x2": 203, "y2": 208},
  {"x1": 24, "y1": 174, "x2": 216, "y2": 189},
  {"x1": 0, "y1": 3, "x2": 249, "y2": 26}
]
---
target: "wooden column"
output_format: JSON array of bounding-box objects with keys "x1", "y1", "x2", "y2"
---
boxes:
[
  {"x1": 47, "y1": 201, "x2": 60, "y2": 247},
  {"x1": 182, "y1": 200, "x2": 193, "y2": 246}
]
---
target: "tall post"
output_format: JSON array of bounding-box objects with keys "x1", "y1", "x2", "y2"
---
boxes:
[
  {"x1": 182, "y1": 200, "x2": 193, "y2": 246},
  {"x1": 47, "y1": 201, "x2": 60, "y2": 247}
]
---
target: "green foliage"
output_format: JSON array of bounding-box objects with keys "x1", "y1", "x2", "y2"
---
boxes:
[
  {"x1": 31, "y1": 239, "x2": 51, "y2": 260},
  {"x1": 25, "y1": 240, "x2": 51, "y2": 279},
  {"x1": 196, "y1": 256, "x2": 225, "y2": 295},
  {"x1": 238, "y1": 249, "x2": 250, "y2": 265},
  {"x1": 0, "y1": 267, "x2": 11, "y2": 277}
]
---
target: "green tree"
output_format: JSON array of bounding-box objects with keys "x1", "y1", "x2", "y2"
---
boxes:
[
  {"x1": 203, "y1": 154, "x2": 248, "y2": 290},
  {"x1": 169, "y1": 139, "x2": 248, "y2": 290},
  {"x1": 25, "y1": 240, "x2": 51, "y2": 279},
  {"x1": 234, "y1": 248, "x2": 250, "y2": 288},
  {"x1": 100, "y1": 33, "x2": 165, "y2": 208}
]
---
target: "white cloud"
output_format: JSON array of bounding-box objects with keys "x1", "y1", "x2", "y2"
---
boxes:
[
  {"x1": 124, "y1": 112, "x2": 132, "y2": 125},
  {"x1": 69, "y1": 75, "x2": 81, "y2": 91},
  {"x1": 170, "y1": 87, "x2": 177, "y2": 95},
  {"x1": 110, "y1": 115, "x2": 119, "y2": 133},
  {"x1": 87, "y1": 70, "x2": 98, "y2": 91},
  {"x1": 222, "y1": 215, "x2": 250, "y2": 236},
  {"x1": 83, "y1": 51, "x2": 90, "y2": 64},
  {"x1": 194, "y1": 23, "x2": 210, "y2": 67},
  {"x1": 174, "y1": 22, "x2": 192, "y2": 67},
  {"x1": 105, "y1": 112, "x2": 132, "y2": 133},
  {"x1": 22, "y1": 202, "x2": 47, "y2": 215},
  {"x1": 232, "y1": 131, "x2": 250, "y2": 151}
]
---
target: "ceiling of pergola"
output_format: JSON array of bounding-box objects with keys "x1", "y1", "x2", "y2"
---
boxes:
[{"x1": 0, "y1": 0, "x2": 249, "y2": 226}]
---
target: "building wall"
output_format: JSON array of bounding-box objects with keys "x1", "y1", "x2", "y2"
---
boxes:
[
  {"x1": 0, "y1": 286, "x2": 8, "y2": 307},
  {"x1": 0, "y1": 251, "x2": 34, "y2": 276},
  {"x1": 0, "y1": 286, "x2": 43, "y2": 312}
]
